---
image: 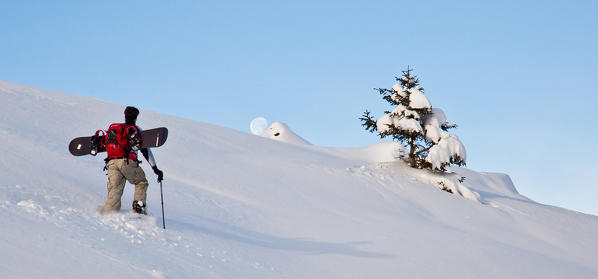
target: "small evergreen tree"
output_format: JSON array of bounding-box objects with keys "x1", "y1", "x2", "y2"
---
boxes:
[{"x1": 360, "y1": 67, "x2": 466, "y2": 171}]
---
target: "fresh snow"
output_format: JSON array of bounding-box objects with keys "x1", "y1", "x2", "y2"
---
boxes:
[
  {"x1": 391, "y1": 83, "x2": 407, "y2": 98},
  {"x1": 421, "y1": 108, "x2": 467, "y2": 169},
  {"x1": 407, "y1": 88, "x2": 431, "y2": 109},
  {"x1": 425, "y1": 108, "x2": 447, "y2": 126},
  {"x1": 424, "y1": 108, "x2": 448, "y2": 143},
  {"x1": 398, "y1": 117, "x2": 423, "y2": 133},
  {"x1": 261, "y1": 122, "x2": 312, "y2": 145},
  {"x1": 375, "y1": 106, "x2": 424, "y2": 135},
  {"x1": 426, "y1": 134, "x2": 468, "y2": 171},
  {"x1": 1, "y1": 79, "x2": 598, "y2": 278},
  {"x1": 375, "y1": 113, "x2": 393, "y2": 132}
]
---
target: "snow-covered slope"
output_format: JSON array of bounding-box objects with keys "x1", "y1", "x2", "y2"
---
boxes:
[{"x1": 1, "y1": 79, "x2": 598, "y2": 279}]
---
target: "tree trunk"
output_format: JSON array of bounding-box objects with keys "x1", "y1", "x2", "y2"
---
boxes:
[{"x1": 408, "y1": 137, "x2": 417, "y2": 167}]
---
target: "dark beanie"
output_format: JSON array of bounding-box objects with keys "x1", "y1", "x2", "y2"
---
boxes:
[{"x1": 124, "y1": 106, "x2": 139, "y2": 124}]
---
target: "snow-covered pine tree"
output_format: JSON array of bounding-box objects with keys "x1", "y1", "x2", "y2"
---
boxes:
[{"x1": 360, "y1": 67, "x2": 467, "y2": 172}]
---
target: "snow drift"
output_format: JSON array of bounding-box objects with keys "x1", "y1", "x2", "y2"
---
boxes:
[
  {"x1": 261, "y1": 121, "x2": 312, "y2": 145},
  {"x1": 1, "y1": 79, "x2": 598, "y2": 279}
]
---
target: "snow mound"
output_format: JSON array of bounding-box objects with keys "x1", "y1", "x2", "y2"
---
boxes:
[
  {"x1": 261, "y1": 122, "x2": 312, "y2": 145},
  {"x1": 453, "y1": 167, "x2": 522, "y2": 199}
]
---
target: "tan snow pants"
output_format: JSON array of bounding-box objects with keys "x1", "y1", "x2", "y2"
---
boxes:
[{"x1": 102, "y1": 158, "x2": 149, "y2": 213}]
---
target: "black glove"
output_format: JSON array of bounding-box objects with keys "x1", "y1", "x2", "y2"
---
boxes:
[{"x1": 152, "y1": 166, "x2": 164, "y2": 182}]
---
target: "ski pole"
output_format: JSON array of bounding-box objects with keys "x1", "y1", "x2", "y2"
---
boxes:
[{"x1": 160, "y1": 180, "x2": 166, "y2": 229}]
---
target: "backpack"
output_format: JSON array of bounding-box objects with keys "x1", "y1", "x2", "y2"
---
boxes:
[{"x1": 104, "y1": 123, "x2": 142, "y2": 161}]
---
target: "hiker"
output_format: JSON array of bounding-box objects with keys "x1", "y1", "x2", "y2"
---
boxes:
[{"x1": 102, "y1": 106, "x2": 164, "y2": 214}]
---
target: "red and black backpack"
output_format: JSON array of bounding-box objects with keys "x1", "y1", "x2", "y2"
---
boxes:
[{"x1": 103, "y1": 123, "x2": 142, "y2": 161}]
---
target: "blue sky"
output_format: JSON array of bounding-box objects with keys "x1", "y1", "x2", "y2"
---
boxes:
[{"x1": 2, "y1": 0, "x2": 597, "y2": 215}]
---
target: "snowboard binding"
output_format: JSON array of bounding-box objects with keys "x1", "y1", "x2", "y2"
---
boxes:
[
  {"x1": 90, "y1": 130, "x2": 106, "y2": 156},
  {"x1": 127, "y1": 127, "x2": 140, "y2": 151}
]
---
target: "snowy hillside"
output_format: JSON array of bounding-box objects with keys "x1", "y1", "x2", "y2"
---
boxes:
[{"x1": 1, "y1": 79, "x2": 598, "y2": 279}]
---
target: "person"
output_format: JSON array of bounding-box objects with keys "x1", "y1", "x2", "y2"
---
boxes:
[{"x1": 102, "y1": 106, "x2": 164, "y2": 214}]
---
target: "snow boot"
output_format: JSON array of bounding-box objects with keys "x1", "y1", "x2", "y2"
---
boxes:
[{"x1": 132, "y1": 200, "x2": 146, "y2": 215}]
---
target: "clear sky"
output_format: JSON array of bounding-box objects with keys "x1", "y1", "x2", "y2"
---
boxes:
[{"x1": 2, "y1": 1, "x2": 597, "y2": 215}]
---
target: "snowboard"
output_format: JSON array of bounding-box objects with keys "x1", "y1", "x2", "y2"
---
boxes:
[{"x1": 69, "y1": 127, "x2": 168, "y2": 156}]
